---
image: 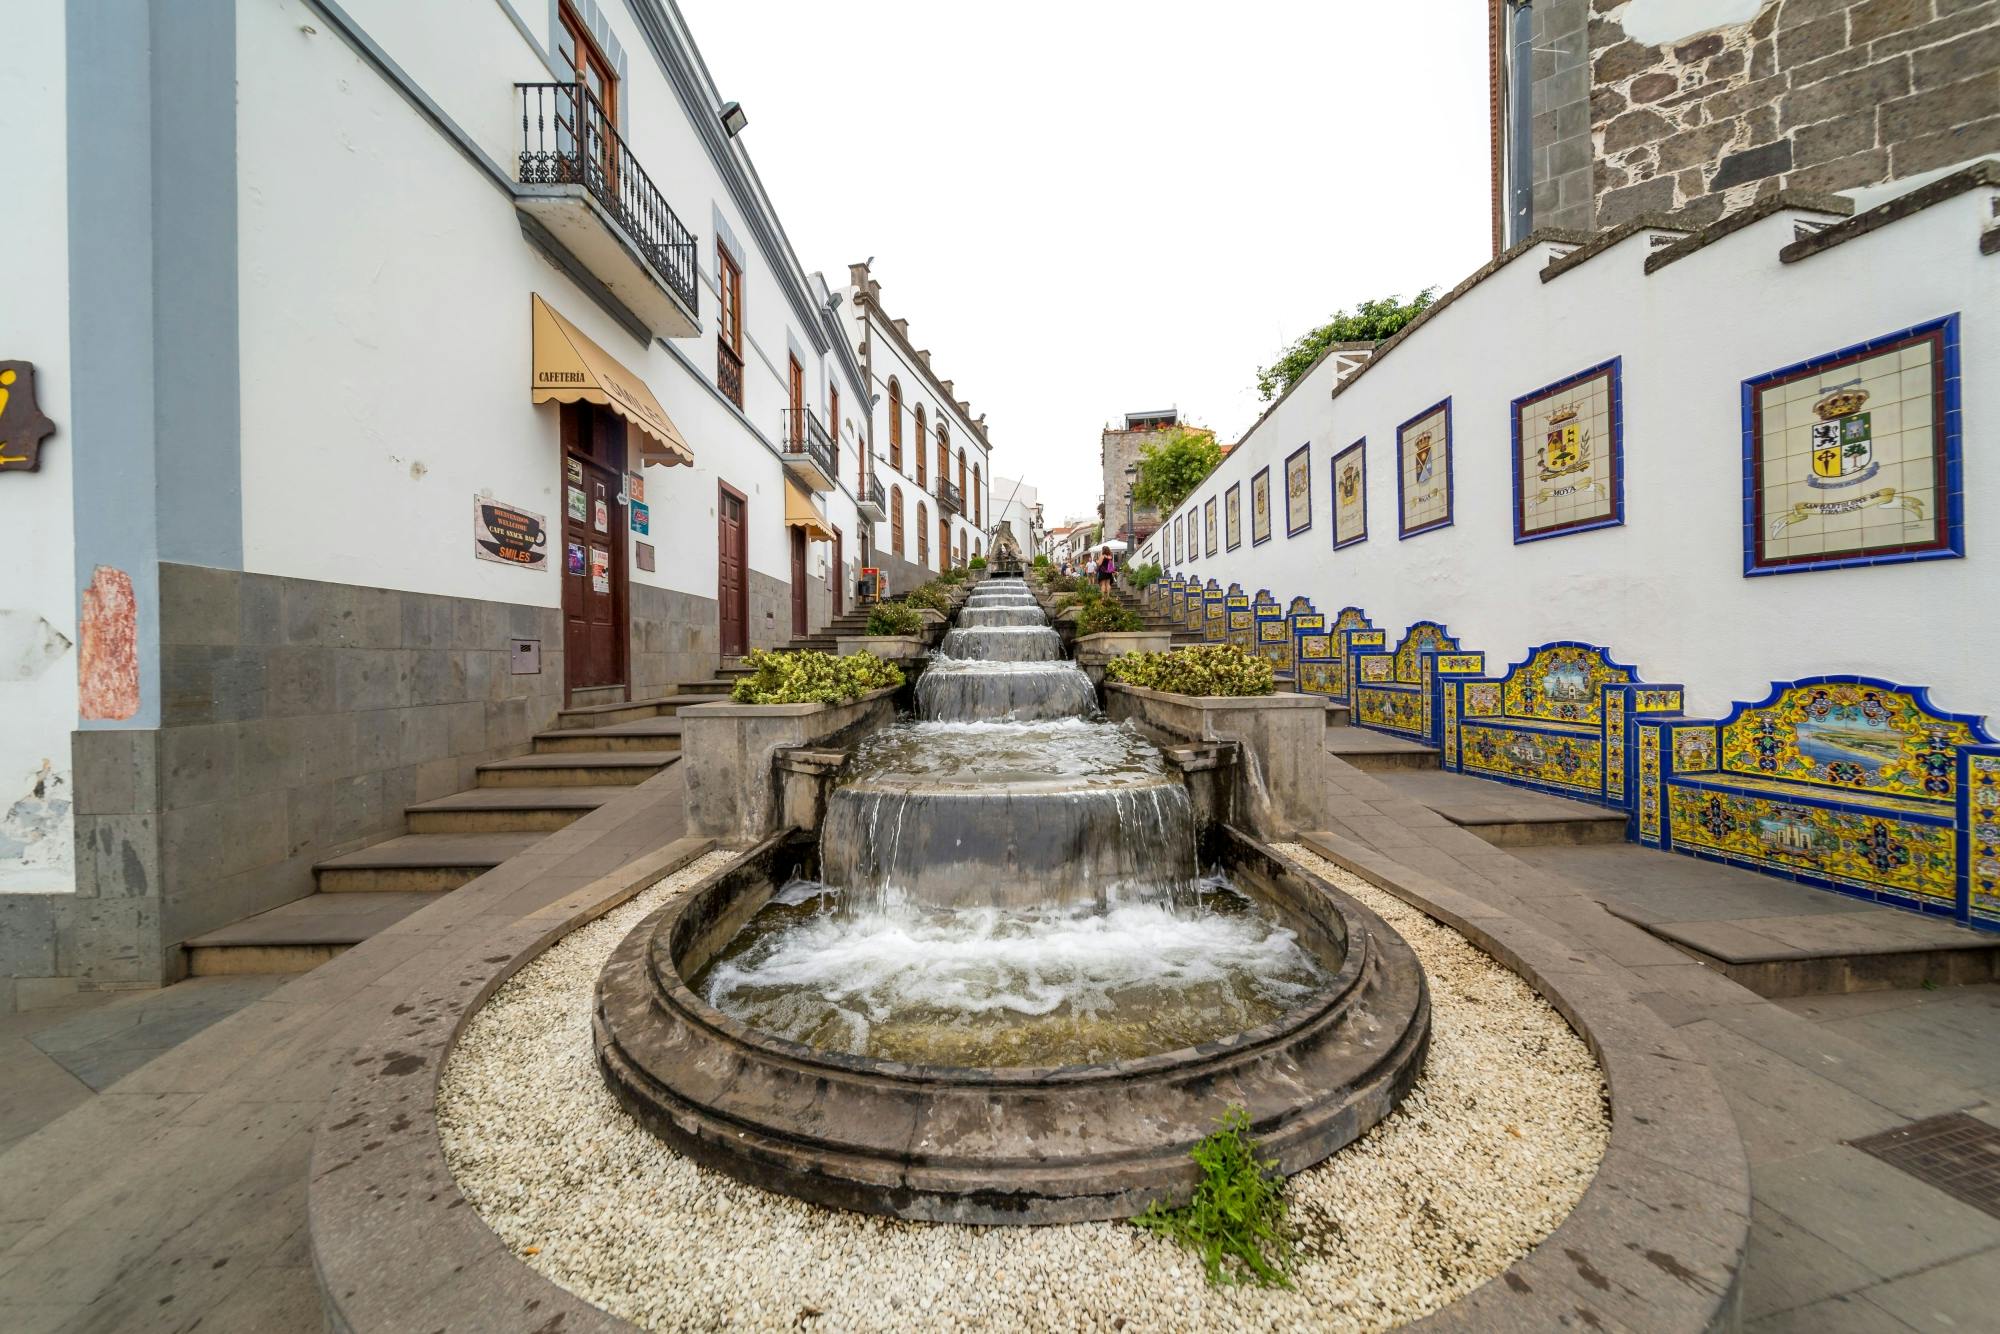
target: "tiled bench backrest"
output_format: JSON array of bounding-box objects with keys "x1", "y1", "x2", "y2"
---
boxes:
[
  {"x1": 1183, "y1": 579, "x2": 1206, "y2": 635},
  {"x1": 1442, "y1": 641, "x2": 1681, "y2": 810},
  {"x1": 1202, "y1": 580, "x2": 1227, "y2": 643},
  {"x1": 1253, "y1": 590, "x2": 1289, "y2": 677},
  {"x1": 1225, "y1": 584, "x2": 1253, "y2": 653},
  {"x1": 1292, "y1": 604, "x2": 1377, "y2": 705},
  {"x1": 1636, "y1": 677, "x2": 1998, "y2": 927},
  {"x1": 1353, "y1": 621, "x2": 1479, "y2": 744}
]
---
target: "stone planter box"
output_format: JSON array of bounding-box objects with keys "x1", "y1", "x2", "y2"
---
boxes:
[
  {"x1": 1073, "y1": 630, "x2": 1175, "y2": 684},
  {"x1": 1104, "y1": 683, "x2": 1325, "y2": 838},
  {"x1": 833, "y1": 634, "x2": 926, "y2": 662},
  {"x1": 682, "y1": 686, "x2": 898, "y2": 843}
]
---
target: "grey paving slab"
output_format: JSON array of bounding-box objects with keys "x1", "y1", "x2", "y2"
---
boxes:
[
  {"x1": 1778, "y1": 984, "x2": 2000, "y2": 1102},
  {"x1": 311, "y1": 830, "x2": 546, "y2": 870},
  {"x1": 181, "y1": 892, "x2": 438, "y2": 947},
  {"x1": 1373, "y1": 769, "x2": 1624, "y2": 824},
  {"x1": 1753, "y1": 1144, "x2": 2000, "y2": 1277},
  {"x1": 1322, "y1": 724, "x2": 1435, "y2": 754},
  {"x1": 404, "y1": 784, "x2": 628, "y2": 811},
  {"x1": 1857, "y1": 1244, "x2": 2000, "y2": 1331},
  {"x1": 24, "y1": 976, "x2": 286, "y2": 1092},
  {"x1": 1740, "y1": 1199, "x2": 1889, "y2": 1321},
  {"x1": 1743, "y1": 1290, "x2": 1918, "y2": 1333},
  {"x1": 1513, "y1": 843, "x2": 1883, "y2": 920}
]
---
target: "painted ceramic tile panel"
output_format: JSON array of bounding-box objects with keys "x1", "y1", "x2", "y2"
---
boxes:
[
  {"x1": 1501, "y1": 645, "x2": 1631, "y2": 724},
  {"x1": 1719, "y1": 683, "x2": 1981, "y2": 802},
  {"x1": 1667, "y1": 786, "x2": 1958, "y2": 907},
  {"x1": 1285, "y1": 444, "x2": 1311, "y2": 537},
  {"x1": 1333, "y1": 439, "x2": 1366, "y2": 549},
  {"x1": 1357, "y1": 686, "x2": 1423, "y2": 733},
  {"x1": 1514, "y1": 360, "x2": 1622, "y2": 541},
  {"x1": 1398, "y1": 400, "x2": 1452, "y2": 537},
  {"x1": 1251, "y1": 467, "x2": 1272, "y2": 545},
  {"x1": 1173, "y1": 515, "x2": 1183, "y2": 564},
  {"x1": 1225, "y1": 483, "x2": 1242, "y2": 550},
  {"x1": 1461, "y1": 724, "x2": 1604, "y2": 794},
  {"x1": 1204, "y1": 496, "x2": 1218, "y2": 556},
  {"x1": 1971, "y1": 754, "x2": 1999, "y2": 921},
  {"x1": 1747, "y1": 317, "x2": 1959, "y2": 573}
]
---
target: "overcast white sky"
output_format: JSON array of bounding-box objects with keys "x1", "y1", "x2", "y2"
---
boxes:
[{"x1": 680, "y1": 0, "x2": 1494, "y2": 522}]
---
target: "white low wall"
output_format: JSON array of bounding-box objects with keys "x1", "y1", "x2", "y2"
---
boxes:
[{"x1": 1142, "y1": 184, "x2": 1997, "y2": 719}]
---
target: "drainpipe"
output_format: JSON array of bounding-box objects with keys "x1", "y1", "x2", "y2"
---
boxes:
[{"x1": 1507, "y1": 0, "x2": 1535, "y2": 246}]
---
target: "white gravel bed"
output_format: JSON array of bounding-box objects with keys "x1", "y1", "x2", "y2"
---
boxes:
[{"x1": 438, "y1": 843, "x2": 1607, "y2": 1332}]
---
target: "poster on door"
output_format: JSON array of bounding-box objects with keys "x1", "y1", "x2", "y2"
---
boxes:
[
  {"x1": 566, "y1": 542, "x2": 585, "y2": 575},
  {"x1": 590, "y1": 545, "x2": 610, "y2": 594},
  {"x1": 472, "y1": 497, "x2": 549, "y2": 570},
  {"x1": 566, "y1": 486, "x2": 587, "y2": 523},
  {"x1": 593, "y1": 496, "x2": 609, "y2": 533}
]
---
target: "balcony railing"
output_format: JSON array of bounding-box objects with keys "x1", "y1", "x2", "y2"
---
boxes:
[
  {"x1": 517, "y1": 82, "x2": 699, "y2": 315},
  {"x1": 781, "y1": 407, "x2": 837, "y2": 492},
  {"x1": 716, "y1": 339, "x2": 744, "y2": 407},
  {"x1": 937, "y1": 478, "x2": 964, "y2": 515},
  {"x1": 857, "y1": 472, "x2": 887, "y2": 521}
]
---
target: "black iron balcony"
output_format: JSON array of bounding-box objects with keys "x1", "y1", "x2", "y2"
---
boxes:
[
  {"x1": 857, "y1": 472, "x2": 888, "y2": 522},
  {"x1": 937, "y1": 478, "x2": 964, "y2": 515},
  {"x1": 516, "y1": 82, "x2": 699, "y2": 334},
  {"x1": 717, "y1": 339, "x2": 744, "y2": 407},
  {"x1": 781, "y1": 408, "x2": 837, "y2": 493}
]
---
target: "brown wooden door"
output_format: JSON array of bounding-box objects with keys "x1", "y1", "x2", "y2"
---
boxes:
[
  {"x1": 718, "y1": 483, "x2": 748, "y2": 657},
  {"x1": 939, "y1": 515, "x2": 950, "y2": 571},
  {"x1": 789, "y1": 527, "x2": 808, "y2": 638},
  {"x1": 561, "y1": 405, "x2": 627, "y2": 699},
  {"x1": 831, "y1": 527, "x2": 844, "y2": 616}
]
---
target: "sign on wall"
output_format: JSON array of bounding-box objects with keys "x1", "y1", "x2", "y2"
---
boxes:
[
  {"x1": 1225, "y1": 483, "x2": 1242, "y2": 550},
  {"x1": 1250, "y1": 466, "x2": 1272, "y2": 546},
  {"x1": 1397, "y1": 398, "x2": 1453, "y2": 539},
  {"x1": 0, "y1": 361, "x2": 56, "y2": 473},
  {"x1": 473, "y1": 497, "x2": 549, "y2": 569},
  {"x1": 1744, "y1": 315, "x2": 1961, "y2": 575},
  {"x1": 1333, "y1": 438, "x2": 1367, "y2": 550},
  {"x1": 1284, "y1": 444, "x2": 1311, "y2": 537},
  {"x1": 1512, "y1": 360, "x2": 1625, "y2": 544},
  {"x1": 630, "y1": 500, "x2": 650, "y2": 535}
]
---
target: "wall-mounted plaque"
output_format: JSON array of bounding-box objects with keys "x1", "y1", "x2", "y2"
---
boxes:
[
  {"x1": 0, "y1": 362, "x2": 57, "y2": 473},
  {"x1": 473, "y1": 497, "x2": 549, "y2": 570}
]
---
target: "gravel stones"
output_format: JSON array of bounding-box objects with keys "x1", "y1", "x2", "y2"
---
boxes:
[{"x1": 437, "y1": 843, "x2": 1607, "y2": 1331}]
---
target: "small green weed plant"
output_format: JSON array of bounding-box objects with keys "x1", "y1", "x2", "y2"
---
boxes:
[
  {"x1": 864, "y1": 602, "x2": 923, "y2": 636},
  {"x1": 938, "y1": 566, "x2": 968, "y2": 585},
  {"x1": 1133, "y1": 1106, "x2": 1295, "y2": 1289},
  {"x1": 728, "y1": 650, "x2": 903, "y2": 705},
  {"x1": 902, "y1": 583, "x2": 952, "y2": 613},
  {"x1": 968, "y1": 555, "x2": 988, "y2": 570}
]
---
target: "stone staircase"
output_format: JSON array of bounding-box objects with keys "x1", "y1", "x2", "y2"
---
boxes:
[
  {"x1": 180, "y1": 681, "x2": 723, "y2": 975},
  {"x1": 1108, "y1": 586, "x2": 1204, "y2": 644}
]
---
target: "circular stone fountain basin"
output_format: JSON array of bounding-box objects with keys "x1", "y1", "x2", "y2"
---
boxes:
[
  {"x1": 936, "y1": 625, "x2": 1063, "y2": 661},
  {"x1": 593, "y1": 828, "x2": 1430, "y2": 1224},
  {"x1": 915, "y1": 658, "x2": 1098, "y2": 721}
]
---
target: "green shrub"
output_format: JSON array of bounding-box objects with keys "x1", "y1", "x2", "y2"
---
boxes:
[
  {"x1": 1104, "y1": 644, "x2": 1274, "y2": 697},
  {"x1": 902, "y1": 583, "x2": 951, "y2": 613},
  {"x1": 1043, "y1": 573, "x2": 1080, "y2": 595},
  {"x1": 1032, "y1": 554, "x2": 1051, "y2": 569},
  {"x1": 865, "y1": 602, "x2": 923, "y2": 636},
  {"x1": 1133, "y1": 1106, "x2": 1294, "y2": 1289},
  {"x1": 968, "y1": 555, "x2": 987, "y2": 570},
  {"x1": 1129, "y1": 561, "x2": 1163, "y2": 589},
  {"x1": 938, "y1": 566, "x2": 967, "y2": 585},
  {"x1": 1075, "y1": 601, "x2": 1143, "y2": 635},
  {"x1": 728, "y1": 650, "x2": 903, "y2": 705}
]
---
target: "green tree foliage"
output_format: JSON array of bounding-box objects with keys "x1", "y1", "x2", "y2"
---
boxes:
[
  {"x1": 1255, "y1": 290, "x2": 1439, "y2": 401},
  {"x1": 1132, "y1": 428, "x2": 1226, "y2": 513}
]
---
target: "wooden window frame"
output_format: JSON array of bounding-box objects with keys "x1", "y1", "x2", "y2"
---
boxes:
[
  {"x1": 887, "y1": 379, "x2": 903, "y2": 470},
  {"x1": 914, "y1": 406, "x2": 928, "y2": 486}
]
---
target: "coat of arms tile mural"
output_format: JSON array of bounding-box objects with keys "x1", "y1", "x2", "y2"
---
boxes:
[
  {"x1": 1250, "y1": 466, "x2": 1272, "y2": 545},
  {"x1": 1333, "y1": 437, "x2": 1367, "y2": 550},
  {"x1": 1512, "y1": 359, "x2": 1624, "y2": 543},
  {"x1": 1285, "y1": 443, "x2": 1311, "y2": 537},
  {"x1": 1225, "y1": 482, "x2": 1242, "y2": 550},
  {"x1": 1397, "y1": 399, "x2": 1452, "y2": 538},
  {"x1": 1744, "y1": 314, "x2": 1962, "y2": 575}
]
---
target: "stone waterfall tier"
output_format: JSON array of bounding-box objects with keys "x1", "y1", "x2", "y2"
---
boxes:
[
  {"x1": 916, "y1": 658, "x2": 1099, "y2": 721},
  {"x1": 820, "y1": 772, "x2": 1197, "y2": 912},
  {"x1": 936, "y1": 626, "x2": 1064, "y2": 661},
  {"x1": 958, "y1": 605, "x2": 1045, "y2": 628}
]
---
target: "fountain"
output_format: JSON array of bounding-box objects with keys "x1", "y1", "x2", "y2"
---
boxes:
[{"x1": 595, "y1": 576, "x2": 1429, "y2": 1222}]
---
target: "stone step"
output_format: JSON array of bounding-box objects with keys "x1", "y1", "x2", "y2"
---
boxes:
[
  {"x1": 676, "y1": 678, "x2": 739, "y2": 695},
  {"x1": 1324, "y1": 724, "x2": 1440, "y2": 770},
  {"x1": 403, "y1": 785, "x2": 626, "y2": 834},
  {"x1": 182, "y1": 891, "x2": 439, "y2": 975},
  {"x1": 554, "y1": 696, "x2": 668, "y2": 729},
  {"x1": 566, "y1": 684, "x2": 627, "y2": 709},
  {"x1": 476, "y1": 751, "x2": 679, "y2": 787},
  {"x1": 314, "y1": 831, "x2": 547, "y2": 892},
  {"x1": 533, "y1": 716, "x2": 685, "y2": 753},
  {"x1": 1372, "y1": 770, "x2": 1628, "y2": 847}
]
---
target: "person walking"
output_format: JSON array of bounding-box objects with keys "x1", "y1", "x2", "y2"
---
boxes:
[{"x1": 1097, "y1": 548, "x2": 1117, "y2": 596}]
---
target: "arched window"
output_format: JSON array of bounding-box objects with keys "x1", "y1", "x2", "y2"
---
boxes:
[
  {"x1": 972, "y1": 463, "x2": 982, "y2": 528},
  {"x1": 936, "y1": 426, "x2": 949, "y2": 497},
  {"x1": 956, "y1": 447, "x2": 967, "y2": 501},
  {"x1": 887, "y1": 378, "x2": 903, "y2": 470},
  {"x1": 914, "y1": 405, "x2": 927, "y2": 485},
  {"x1": 916, "y1": 501, "x2": 930, "y2": 565},
  {"x1": 891, "y1": 485, "x2": 904, "y2": 556}
]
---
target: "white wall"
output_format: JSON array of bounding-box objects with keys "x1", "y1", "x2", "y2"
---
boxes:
[
  {"x1": 992, "y1": 474, "x2": 1039, "y2": 557},
  {"x1": 236, "y1": 0, "x2": 864, "y2": 622},
  {"x1": 1144, "y1": 193, "x2": 1997, "y2": 718},
  {"x1": 0, "y1": 2, "x2": 76, "y2": 891}
]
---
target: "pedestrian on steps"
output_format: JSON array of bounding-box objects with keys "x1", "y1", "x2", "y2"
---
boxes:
[{"x1": 1097, "y1": 549, "x2": 1116, "y2": 596}]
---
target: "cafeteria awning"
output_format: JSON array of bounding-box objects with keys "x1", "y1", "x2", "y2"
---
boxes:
[
  {"x1": 530, "y1": 293, "x2": 693, "y2": 466},
  {"x1": 784, "y1": 480, "x2": 835, "y2": 541}
]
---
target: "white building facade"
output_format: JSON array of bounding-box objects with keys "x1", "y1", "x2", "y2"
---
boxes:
[
  {"x1": 0, "y1": 0, "x2": 937, "y2": 1002},
  {"x1": 845, "y1": 263, "x2": 994, "y2": 595}
]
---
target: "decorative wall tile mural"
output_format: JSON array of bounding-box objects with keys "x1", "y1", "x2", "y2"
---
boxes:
[
  {"x1": 1332, "y1": 438, "x2": 1366, "y2": 550},
  {"x1": 1285, "y1": 443, "x2": 1311, "y2": 537},
  {"x1": 1204, "y1": 496, "x2": 1218, "y2": 556},
  {"x1": 1251, "y1": 466, "x2": 1272, "y2": 545},
  {"x1": 1512, "y1": 358, "x2": 1624, "y2": 543},
  {"x1": 1744, "y1": 314, "x2": 1963, "y2": 575},
  {"x1": 1397, "y1": 399, "x2": 1453, "y2": 538},
  {"x1": 1225, "y1": 483, "x2": 1242, "y2": 550},
  {"x1": 1173, "y1": 514, "x2": 1182, "y2": 564}
]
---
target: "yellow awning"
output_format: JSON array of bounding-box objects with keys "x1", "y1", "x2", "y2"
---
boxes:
[
  {"x1": 531, "y1": 293, "x2": 694, "y2": 466},
  {"x1": 785, "y1": 480, "x2": 835, "y2": 541}
]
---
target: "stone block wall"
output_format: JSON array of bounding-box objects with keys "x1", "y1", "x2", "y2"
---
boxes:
[
  {"x1": 1531, "y1": 0, "x2": 1599, "y2": 232},
  {"x1": 1100, "y1": 429, "x2": 1165, "y2": 544},
  {"x1": 1585, "y1": 0, "x2": 2000, "y2": 226},
  {"x1": 631, "y1": 583, "x2": 720, "y2": 696}
]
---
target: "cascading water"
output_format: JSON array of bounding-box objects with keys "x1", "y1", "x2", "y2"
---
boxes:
[{"x1": 696, "y1": 576, "x2": 1329, "y2": 1067}]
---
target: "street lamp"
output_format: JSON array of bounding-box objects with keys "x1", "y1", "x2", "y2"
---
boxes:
[{"x1": 1123, "y1": 464, "x2": 1137, "y2": 549}]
